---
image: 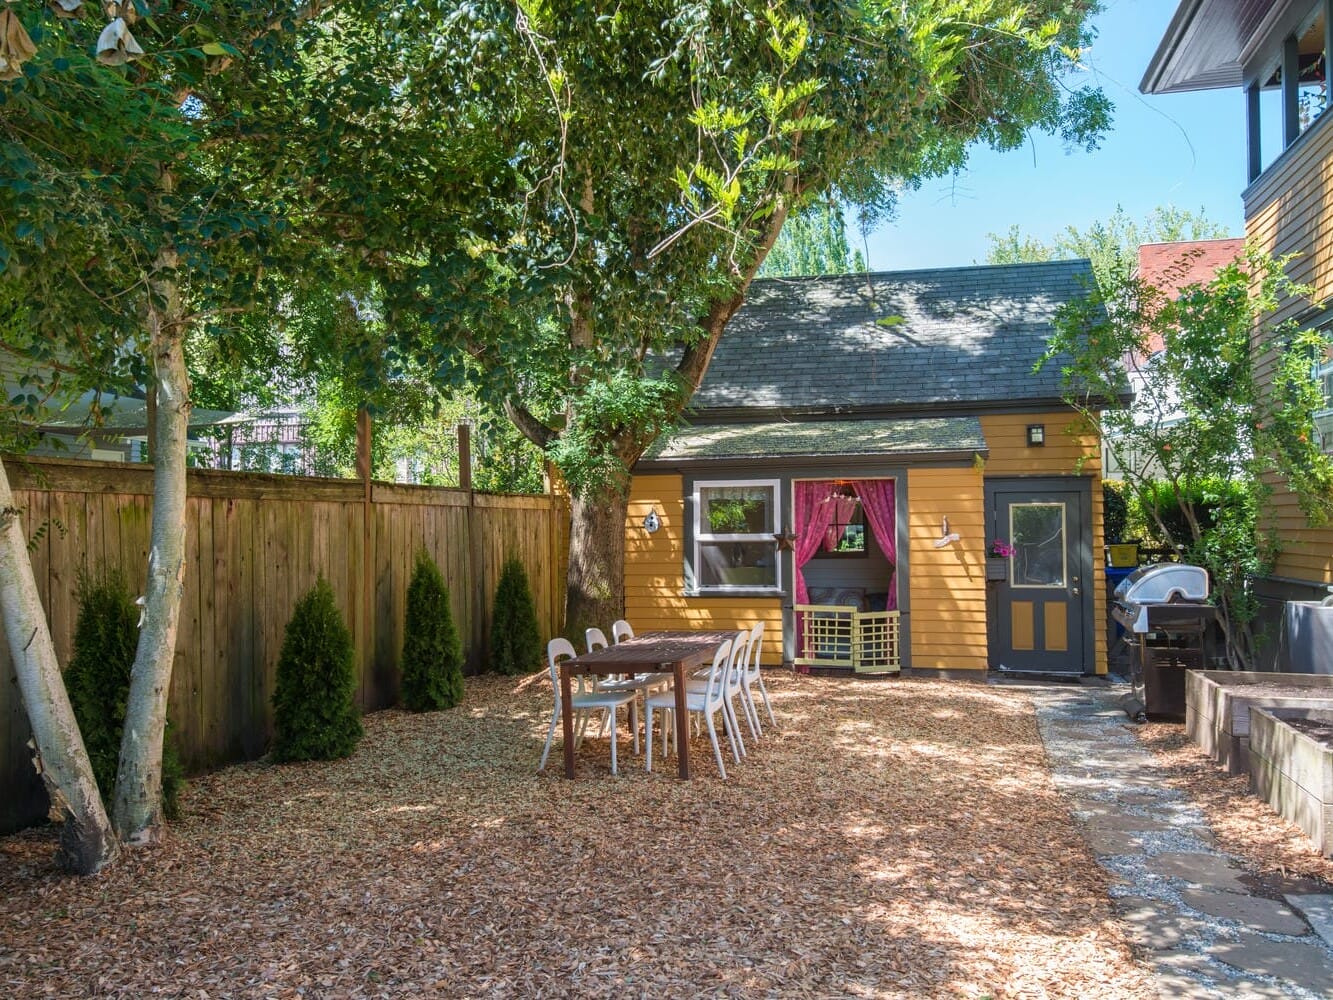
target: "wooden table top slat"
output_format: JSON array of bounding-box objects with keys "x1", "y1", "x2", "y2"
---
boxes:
[{"x1": 562, "y1": 630, "x2": 735, "y2": 671}]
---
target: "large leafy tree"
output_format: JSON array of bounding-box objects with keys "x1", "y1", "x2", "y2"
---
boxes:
[
  {"x1": 286, "y1": 0, "x2": 1109, "y2": 636},
  {"x1": 1043, "y1": 248, "x2": 1333, "y2": 667}
]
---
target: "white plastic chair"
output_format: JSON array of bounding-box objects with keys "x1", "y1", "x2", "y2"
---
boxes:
[
  {"x1": 611, "y1": 619, "x2": 634, "y2": 643},
  {"x1": 645, "y1": 637, "x2": 736, "y2": 778},
  {"x1": 540, "y1": 637, "x2": 637, "y2": 775},
  {"x1": 584, "y1": 626, "x2": 657, "y2": 755},
  {"x1": 740, "y1": 620, "x2": 776, "y2": 732},
  {"x1": 688, "y1": 628, "x2": 750, "y2": 755}
]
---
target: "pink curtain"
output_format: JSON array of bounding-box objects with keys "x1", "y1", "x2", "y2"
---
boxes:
[
  {"x1": 853, "y1": 479, "x2": 898, "y2": 611},
  {"x1": 793, "y1": 481, "x2": 840, "y2": 605}
]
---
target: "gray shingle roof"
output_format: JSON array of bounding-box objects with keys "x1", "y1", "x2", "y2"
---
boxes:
[
  {"x1": 689, "y1": 259, "x2": 1095, "y2": 416},
  {"x1": 645, "y1": 416, "x2": 986, "y2": 462}
]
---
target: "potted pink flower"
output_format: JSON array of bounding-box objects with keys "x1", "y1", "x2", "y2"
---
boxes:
[{"x1": 986, "y1": 538, "x2": 1014, "y2": 580}]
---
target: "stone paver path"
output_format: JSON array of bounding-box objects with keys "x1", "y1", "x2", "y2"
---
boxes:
[{"x1": 1030, "y1": 681, "x2": 1333, "y2": 999}]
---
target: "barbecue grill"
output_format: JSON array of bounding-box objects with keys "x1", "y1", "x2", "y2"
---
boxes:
[{"x1": 1111, "y1": 564, "x2": 1216, "y2": 720}]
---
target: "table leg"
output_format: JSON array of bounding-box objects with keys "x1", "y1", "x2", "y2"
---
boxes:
[
  {"x1": 674, "y1": 662, "x2": 690, "y2": 779},
  {"x1": 561, "y1": 667, "x2": 576, "y2": 779}
]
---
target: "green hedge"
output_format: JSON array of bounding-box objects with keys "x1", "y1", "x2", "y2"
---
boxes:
[
  {"x1": 489, "y1": 556, "x2": 542, "y2": 676},
  {"x1": 400, "y1": 551, "x2": 464, "y2": 711},
  {"x1": 65, "y1": 571, "x2": 184, "y2": 819},
  {"x1": 271, "y1": 577, "x2": 362, "y2": 762}
]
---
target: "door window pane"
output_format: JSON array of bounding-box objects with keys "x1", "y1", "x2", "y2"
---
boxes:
[
  {"x1": 701, "y1": 486, "x2": 774, "y2": 534},
  {"x1": 1009, "y1": 503, "x2": 1066, "y2": 588}
]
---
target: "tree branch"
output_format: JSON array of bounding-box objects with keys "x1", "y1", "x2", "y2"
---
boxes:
[{"x1": 503, "y1": 397, "x2": 556, "y2": 450}]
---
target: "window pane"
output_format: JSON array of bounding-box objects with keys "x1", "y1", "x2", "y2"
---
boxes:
[
  {"x1": 701, "y1": 486, "x2": 774, "y2": 534},
  {"x1": 698, "y1": 541, "x2": 778, "y2": 588},
  {"x1": 1010, "y1": 503, "x2": 1066, "y2": 587}
]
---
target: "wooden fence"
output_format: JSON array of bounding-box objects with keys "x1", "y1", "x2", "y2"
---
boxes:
[{"x1": 0, "y1": 456, "x2": 568, "y2": 834}]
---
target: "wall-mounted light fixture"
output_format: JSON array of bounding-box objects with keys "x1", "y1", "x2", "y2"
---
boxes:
[
  {"x1": 932, "y1": 514, "x2": 961, "y2": 548},
  {"x1": 1026, "y1": 423, "x2": 1046, "y2": 447},
  {"x1": 642, "y1": 509, "x2": 661, "y2": 533}
]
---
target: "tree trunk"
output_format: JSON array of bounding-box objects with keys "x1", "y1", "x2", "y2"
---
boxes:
[
  {"x1": 564, "y1": 483, "x2": 629, "y2": 640},
  {"x1": 112, "y1": 258, "x2": 190, "y2": 846},
  {"x1": 0, "y1": 458, "x2": 120, "y2": 875}
]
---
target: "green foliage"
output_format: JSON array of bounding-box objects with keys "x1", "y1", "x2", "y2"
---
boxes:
[
  {"x1": 1043, "y1": 246, "x2": 1333, "y2": 667},
  {"x1": 986, "y1": 205, "x2": 1229, "y2": 291},
  {"x1": 271, "y1": 577, "x2": 362, "y2": 762},
  {"x1": 489, "y1": 557, "x2": 543, "y2": 677},
  {"x1": 400, "y1": 552, "x2": 464, "y2": 711},
  {"x1": 1102, "y1": 481, "x2": 1129, "y2": 544},
  {"x1": 758, "y1": 201, "x2": 866, "y2": 277},
  {"x1": 64, "y1": 571, "x2": 184, "y2": 820}
]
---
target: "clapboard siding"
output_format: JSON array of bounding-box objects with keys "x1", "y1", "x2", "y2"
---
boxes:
[
  {"x1": 907, "y1": 466, "x2": 990, "y2": 671},
  {"x1": 1245, "y1": 112, "x2": 1333, "y2": 584},
  {"x1": 0, "y1": 456, "x2": 567, "y2": 834}
]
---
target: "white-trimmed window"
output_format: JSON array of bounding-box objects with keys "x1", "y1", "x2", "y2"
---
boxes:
[
  {"x1": 1315, "y1": 354, "x2": 1333, "y2": 454},
  {"x1": 693, "y1": 480, "x2": 781, "y2": 592}
]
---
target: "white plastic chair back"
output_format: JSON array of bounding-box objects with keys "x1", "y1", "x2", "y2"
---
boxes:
[
  {"x1": 726, "y1": 628, "x2": 748, "y2": 696},
  {"x1": 585, "y1": 627, "x2": 609, "y2": 653},
  {"x1": 548, "y1": 636, "x2": 595, "y2": 696},
  {"x1": 611, "y1": 619, "x2": 634, "y2": 643},
  {"x1": 747, "y1": 620, "x2": 764, "y2": 680},
  {"x1": 702, "y1": 638, "x2": 733, "y2": 708}
]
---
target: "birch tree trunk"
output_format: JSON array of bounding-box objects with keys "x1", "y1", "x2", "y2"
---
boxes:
[
  {"x1": 112, "y1": 255, "x2": 190, "y2": 846},
  {"x1": 0, "y1": 458, "x2": 120, "y2": 875}
]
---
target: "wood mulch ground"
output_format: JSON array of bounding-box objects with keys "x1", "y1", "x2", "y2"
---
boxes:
[
  {"x1": 1137, "y1": 721, "x2": 1333, "y2": 889},
  {"x1": 0, "y1": 673, "x2": 1157, "y2": 999}
]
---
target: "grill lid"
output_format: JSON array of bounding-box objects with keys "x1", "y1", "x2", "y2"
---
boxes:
[{"x1": 1113, "y1": 563, "x2": 1209, "y2": 605}]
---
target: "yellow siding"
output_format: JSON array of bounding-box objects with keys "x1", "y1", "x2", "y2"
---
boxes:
[
  {"x1": 908, "y1": 466, "x2": 989, "y2": 670},
  {"x1": 624, "y1": 475, "x2": 783, "y2": 639},
  {"x1": 1245, "y1": 118, "x2": 1333, "y2": 585}
]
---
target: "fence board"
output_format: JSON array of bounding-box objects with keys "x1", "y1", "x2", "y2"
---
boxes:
[{"x1": 0, "y1": 456, "x2": 567, "y2": 834}]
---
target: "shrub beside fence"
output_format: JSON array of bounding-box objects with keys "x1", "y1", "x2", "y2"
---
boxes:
[{"x1": 0, "y1": 456, "x2": 568, "y2": 834}]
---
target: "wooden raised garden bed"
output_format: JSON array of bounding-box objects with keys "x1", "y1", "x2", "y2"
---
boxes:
[
  {"x1": 1248, "y1": 707, "x2": 1333, "y2": 858},
  {"x1": 1185, "y1": 670, "x2": 1333, "y2": 775}
]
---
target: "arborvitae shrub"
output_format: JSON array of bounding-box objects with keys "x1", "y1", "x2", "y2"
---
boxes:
[
  {"x1": 400, "y1": 551, "x2": 464, "y2": 711},
  {"x1": 489, "y1": 556, "x2": 542, "y2": 676},
  {"x1": 64, "y1": 571, "x2": 185, "y2": 819},
  {"x1": 271, "y1": 576, "x2": 362, "y2": 762}
]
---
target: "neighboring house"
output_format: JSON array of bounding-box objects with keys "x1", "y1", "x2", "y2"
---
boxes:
[
  {"x1": 1102, "y1": 238, "x2": 1246, "y2": 480},
  {"x1": 627, "y1": 261, "x2": 1109, "y2": 678},
  {"x1": 1144, "y1": 1, "x2": 1333, "y2": 646}
]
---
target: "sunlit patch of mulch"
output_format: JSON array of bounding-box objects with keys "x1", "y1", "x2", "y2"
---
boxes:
[
  {"x1": 0, "y1": 673, "x2": 1155, "y2": 999},
  {"x1": 1137, "y1": 722, "x2": 1333, "y2": 888}
]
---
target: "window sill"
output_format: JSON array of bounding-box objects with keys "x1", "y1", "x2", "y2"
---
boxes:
[{"x1": 687, "y1": 588, "x2": 785, "y2": 600}]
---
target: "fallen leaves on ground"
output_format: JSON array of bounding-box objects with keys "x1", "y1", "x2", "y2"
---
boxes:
[
  {"x1": 0, "y1": 674, "x2": 1156, "y2": 998},
  {"x1": 1137, "y1": 721, "x2": 1333, "y2": 888}
]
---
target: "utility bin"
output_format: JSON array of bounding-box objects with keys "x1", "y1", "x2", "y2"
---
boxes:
[{"x1": 1284, "y1": 601, "x2": 1333, "y2": 675}]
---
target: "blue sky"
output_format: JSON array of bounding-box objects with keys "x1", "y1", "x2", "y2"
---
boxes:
[{"x1": 863, "y1": 0, "x2": 1248, "y2": 271}]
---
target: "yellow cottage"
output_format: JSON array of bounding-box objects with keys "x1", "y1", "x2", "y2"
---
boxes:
[{"x1": 626, "y1": 262, "x2": 1109, "y2": 678}]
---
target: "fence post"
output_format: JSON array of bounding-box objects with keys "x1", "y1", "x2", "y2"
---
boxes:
[
  {"x1": 460, "y1": 424, "x2": 485, "y2": 672},
  {"x1": 357, "y1": 408, "x2": 374, "y2": 703}
]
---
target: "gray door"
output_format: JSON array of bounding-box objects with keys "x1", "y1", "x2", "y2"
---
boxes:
[{"x1": 987, "y1": 479, "x2": 1093, "y2": 674}]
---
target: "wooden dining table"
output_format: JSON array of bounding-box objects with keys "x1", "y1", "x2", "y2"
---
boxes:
[{"x1": 559, "y1": 629, "x2": 735, "y2": 779}]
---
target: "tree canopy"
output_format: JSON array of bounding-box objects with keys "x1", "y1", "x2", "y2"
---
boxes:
[
  {"x1": 985, "y1": 204, "x2": 1231, "y2": 292},
  {"x1": 758, "y1": 201, "x2": 865, "y2": 277}
]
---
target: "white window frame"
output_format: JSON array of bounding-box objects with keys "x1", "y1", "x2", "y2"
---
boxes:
[
  {"x1": 1314, "y1": 353, "x2": 1333, "y2": 454},
  {"x1": 693, "y1": 478, "x2": 782, "y2": 594}
]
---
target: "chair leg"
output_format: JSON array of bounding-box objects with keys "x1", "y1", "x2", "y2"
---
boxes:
[
  {"x1": 609, "y1": 704, "x2": 619, "y2": 776},
  {"x1": 645, "y1": 703, "x2": 655, "y2": 772},
  {"x1": 756, "y1": 675, "x2": 777, "y2": 726},
  {"x1": 539, "y1": 703, "x2": 560, "y2": 771},
  {"x1": 630, "y1": 698, "x2": 640, "y2": 755},
  {"x1": 576, "y1": 712, "x2": 589, "y2": 748},
  {"x1": 704, "y1": 712, "x2": 726, "y2": 779},
  {"x1": 723, "y1": 700, "x2": 744, "y2": 761},
  {"x1": 742, "y1": 685, "x2": 762, "y2": 738}
]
